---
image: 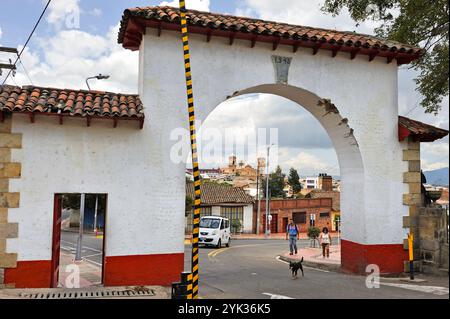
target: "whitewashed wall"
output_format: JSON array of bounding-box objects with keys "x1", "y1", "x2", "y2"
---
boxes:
[
  {"x1": 140, "y1": 29, "x2": 405, "y2": 246},
  {"x1": 243, "y1": 205, "x2": 253, "y2": 234},
  {"x1": 8, "y1": 115, "x2": 185, "y2": 261}
]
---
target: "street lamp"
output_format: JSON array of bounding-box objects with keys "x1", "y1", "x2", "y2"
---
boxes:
[
  {"x1": 265, "y1": 143, "x2": 275, "y2": 239},
  {"x1": 85, "y1": 74, "x2": 110, "y2": 90}
]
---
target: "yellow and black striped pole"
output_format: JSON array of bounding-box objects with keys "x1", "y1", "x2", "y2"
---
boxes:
[
  {"x1": 179, "y1": 0, "x2": 200, "y2": 299},
  {"x1": 408, "y1": 233, "x2": 414, "y2": 280}
]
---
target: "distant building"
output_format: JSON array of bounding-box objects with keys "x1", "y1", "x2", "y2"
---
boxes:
[
  {"x1": 318, "y1": 173, "x2": 333, "y2": 191},
  {"x1": 186, "y1": 168, "x2": 223, "y2": 180},
  {"x1": 306, "y1": 189, "x2": 341, "y2": 232},
  {"x1": 303, "y1": 177, "x2": 319, "y2": 189},
  {"x1": 435, "y1": 187, "x2": 448, "y2": 208},
  {"x1": 301, "y1": 173, "x2": 334, "y2": 192},
  {"x1": 220, "y1": 155, "x2": 265, "y2": 180},
  {"x1": 186, "y1": 182, "x2": 254, "y2": 233},
  {"x1": 254, "y1": 197, "x2": 337, "y2": 234}
]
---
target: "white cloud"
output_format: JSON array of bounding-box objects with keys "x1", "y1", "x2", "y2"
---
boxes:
[
  {"x1": 278, "y1": 147, "x2": 339, "y2": 176},
  {"x1": 90, "y1": 8, "x2": 102, "y2": 17},
  {"x1": 422, "y1": 141, "x2": 449, "y2": 157},
  {"x1": 236, "y1": 0, "x2": 379, "y2": 34},
  {"x1": 159, "y1": 0, "x2": 210, "y2": 11},
  {"x1": 421, "y1": 137, "x2": 449, "y2": 172},
  {"x1": 6, "y1": 23, "x2": 138, "y2": 93},
  {"x1": 46, "y1": 0, "x2": 81, "y2": 30},
  {"x1": 421, "y1": 160, "x2": 449, "y2": 172}
]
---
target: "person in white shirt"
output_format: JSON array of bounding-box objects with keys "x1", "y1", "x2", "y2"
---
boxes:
[{"x1": 319, "y1": 227, "x2": 332, "y2": 258}]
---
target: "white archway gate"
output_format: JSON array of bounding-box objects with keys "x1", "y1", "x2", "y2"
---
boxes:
[
  {"x1": 119, "y1": 6, "x2": 422, "y2": 275},
  {"x1": 2, "y1": 6, "x2": 449, "y2": 290}
]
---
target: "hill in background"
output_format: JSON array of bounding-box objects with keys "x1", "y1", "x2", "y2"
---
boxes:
[{"x1": 424, "y1": 167, "x2": 449, "y2": 187}]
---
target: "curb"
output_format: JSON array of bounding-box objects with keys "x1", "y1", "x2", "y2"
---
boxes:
[{"x1": 278, "y1": 255, "x2": 342, "y2": 272}]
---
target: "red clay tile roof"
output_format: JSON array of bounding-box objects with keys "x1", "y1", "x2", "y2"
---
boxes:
[
  {"x1": 186, "y1": 182, "x2": 254, "y2": 205},
  {"x1": 0, "y1": 85, "x2": 144, "y2": 128},
  {"x1": 398, "y1": 116, "x2": 448, "y2": 142},
  {"x1": 437, "y1": 188, "x2": 449, "y2": 205},
  {"x1": 118, "y1": 6, "x2": 422, "y2": 65}
]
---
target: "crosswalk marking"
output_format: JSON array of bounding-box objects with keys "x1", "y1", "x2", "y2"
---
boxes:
[{"x1": 380, "y1": 282, "x2": 449, "y2": 296}]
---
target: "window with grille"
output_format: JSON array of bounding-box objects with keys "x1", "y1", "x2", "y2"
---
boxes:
[
  {"x1": 293, "y1": 212, "x2": 306, "y2": 224},
  {"x1": 319, "y1": 212, "x2": 330, "y2": 218},
  {"x1": 220, "y1": 206, "x2": 243, "y2": 233},
  {"x1": 200, "y1": 206, "x2": 212, "y2": 217}
]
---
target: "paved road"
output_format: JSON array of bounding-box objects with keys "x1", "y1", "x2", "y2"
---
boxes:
[
  {"x1": 184, "y1": 239, "x2": 449, "y2": 299},
  {"x1": 61, "y1": 231, "x2": 103, "y2": 266},
  {"x1": 60, "y1": 233, "x2": 448, "y2": 298}
]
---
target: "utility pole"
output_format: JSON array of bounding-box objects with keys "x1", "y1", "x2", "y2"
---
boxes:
[
  {"x1": 265, "y1": 144, "x2": 273, "y2": 239},
  {"x1": 0, "y1": 47, "x2": 18, "y2": 77},
  {"x1": 75, "y1": 193, "x2": 85, "y2": 261},
  {"x1": 93, "y1": 195, "x2": 98, "y2": 235}
]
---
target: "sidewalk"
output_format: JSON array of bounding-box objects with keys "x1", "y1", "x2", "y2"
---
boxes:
[
  {"x1": 58, "y1": 251, "x2": 102, "y2": 288},
  {"x1": 279, "y1": 244, "x2": 341, "y2": 272}
]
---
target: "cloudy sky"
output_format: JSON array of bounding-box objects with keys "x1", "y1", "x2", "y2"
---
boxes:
[{"x1": 0, "y1": 0, "x2": 448, "y2": 176}]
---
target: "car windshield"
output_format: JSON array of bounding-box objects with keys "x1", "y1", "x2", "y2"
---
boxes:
[{"x1": 200, "y1": 218, "x2": 221, "y2": 229}]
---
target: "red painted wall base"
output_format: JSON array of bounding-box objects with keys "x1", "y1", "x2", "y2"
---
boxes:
[
  {"x1": 341, "y1": 239, "x2": 407, "y2": 274},
  {"x1": 4, "y1": 260, "x2": 52, "y2": 288},
  {"x1": 103, "y1": 253, "x2": 184, "y2": 286}
]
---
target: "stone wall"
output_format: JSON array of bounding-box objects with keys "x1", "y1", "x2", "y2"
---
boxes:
[
  {"x1": 418, "y1": 206, "x2": 449, "y2": 274},
  {"x1": 0, "y1": 113, "x2": 21, "y2": 288},
  {"x1": 401, "y1": 138, "x2": 422, "y2": 271}
]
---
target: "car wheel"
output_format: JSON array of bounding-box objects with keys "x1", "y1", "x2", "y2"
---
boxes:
[
  {"x1": 216, "y1": 239, "x2": 221, "y2": 248},
  {"x1": 225, "y1": 238, "x2": 230, "y2": 247}
]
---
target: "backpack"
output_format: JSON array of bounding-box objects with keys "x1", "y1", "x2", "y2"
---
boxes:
[{"x1": 287, "y1": 224, "x2": 298, "y2": 235}]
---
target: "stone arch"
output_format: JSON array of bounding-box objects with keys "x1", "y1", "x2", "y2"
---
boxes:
[{"x1": 198, "y1": 83, "x2": 365, "y2": 271}]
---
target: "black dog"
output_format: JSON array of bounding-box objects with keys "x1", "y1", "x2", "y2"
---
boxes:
[{"x1": 289, "y1": 257, "x2": 304, "y2": 278}]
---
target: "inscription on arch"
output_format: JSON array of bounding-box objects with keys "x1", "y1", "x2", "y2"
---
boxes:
[{"x1": 272, "y1": 55, "x2": 292, "y2": 84}]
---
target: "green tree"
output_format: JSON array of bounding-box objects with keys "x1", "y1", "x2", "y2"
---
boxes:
[
  {"x1": 62, "y1": 194, "x2": 106, "y2": 213},
  {"x1": 322, "y1": 0, "x2": 449, "y2": 114},
  {"x1": 287, "y1": 167, "x2": 302, "y2": 195},
  {"x1": 262, "y1": 165, "x2": 286, "y2": 198},
  {"x1": 307, "y1": 226, "x2": 321, "y2": 240},
  {"x1": 185, "y1": 195, "x2": 193, "y2": 217}
]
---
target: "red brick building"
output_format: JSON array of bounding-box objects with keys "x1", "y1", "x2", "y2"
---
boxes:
[{"x1": 253, "y1": 198, "x2": 334, "y2": 234}]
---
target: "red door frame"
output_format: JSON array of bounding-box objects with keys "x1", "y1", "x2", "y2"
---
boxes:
[
  {"x1": 101, "y1": 194, "x2": 108, "y2": 284},
  {"x1": 51, "y1": 193, "x2": 108, "y2": 287},
  {"x1": 50, "y1": 194, "x2": 62, "y2": 288}
]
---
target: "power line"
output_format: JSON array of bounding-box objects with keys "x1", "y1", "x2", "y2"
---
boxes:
[
  {"x1": 18, "y1": 56, "x2": 34, "y2": 85},
  {"x1": 1, "y1": 0, "x2": 52, "y2": 85},
  {"x1": 403, "y1": 100, "x2": 420, "y2": 117}
]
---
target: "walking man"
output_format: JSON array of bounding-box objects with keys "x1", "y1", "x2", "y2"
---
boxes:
[{"x1": 286, "y1": 219, "x2": 299, "y2": 255}]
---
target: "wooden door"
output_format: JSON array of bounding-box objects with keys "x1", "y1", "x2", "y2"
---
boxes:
[
  {"x1": 282, "y1": 218, "x2": 288, "y2": 233},
  {"x1": 270, "y1": 214, "x2": 278, "y2": 233},
  {"x1": 50, "y1": 195, "x2": 62, "y2": 288}
]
